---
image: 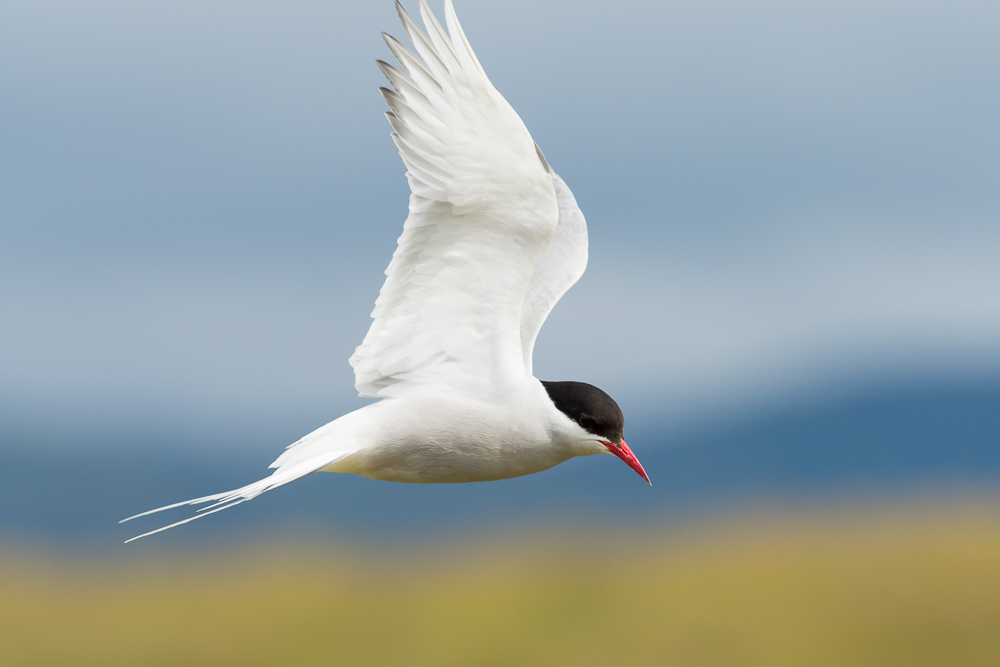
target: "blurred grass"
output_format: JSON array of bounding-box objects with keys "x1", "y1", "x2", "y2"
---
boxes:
[{"x1": 2, "y1": 499, "x2": 1000, "y2": 666}]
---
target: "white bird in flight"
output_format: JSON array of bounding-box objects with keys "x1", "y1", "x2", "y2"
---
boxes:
[{"x1": 123, "y1": 0, "x2": 649, "y2": 542}]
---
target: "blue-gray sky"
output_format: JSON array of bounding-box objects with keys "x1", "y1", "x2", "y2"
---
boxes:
[{"x1": 2, "y1": 0, "x2": 998, "y2": 449}]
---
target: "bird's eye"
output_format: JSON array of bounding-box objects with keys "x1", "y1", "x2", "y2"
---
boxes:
[{"x1": 579, "y1": 416, "x2": 597, "y2": 430}]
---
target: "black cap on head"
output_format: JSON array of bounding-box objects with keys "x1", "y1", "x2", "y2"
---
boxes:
[{"x1": 541, "y1": 380, "x2": 625, "y2": 444}]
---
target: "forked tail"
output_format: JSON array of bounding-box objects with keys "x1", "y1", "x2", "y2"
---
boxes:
[{"x1": 120, "y1": 452, "x2": 348, "y2": 543}]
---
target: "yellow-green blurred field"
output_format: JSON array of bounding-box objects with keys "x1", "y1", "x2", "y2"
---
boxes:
[{"x1": 3, "y1": 500, "x2": 1000, "y2": 666}]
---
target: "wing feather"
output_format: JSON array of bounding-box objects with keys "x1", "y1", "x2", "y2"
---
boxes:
[
  {"x1": 520, "y1": 174, "x2": 589, "y2": 373},
  {"x1": 351, "y1": 0, "x2": 559, "y2": 399}
]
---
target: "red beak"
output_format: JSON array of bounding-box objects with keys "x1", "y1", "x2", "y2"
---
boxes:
[{"x1": 602, "y1": 439, "x2": 651, "y2": 485}]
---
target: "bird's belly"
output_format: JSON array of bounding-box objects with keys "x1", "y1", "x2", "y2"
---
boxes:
[{"x1": 352, "y1": 434, "x2": 569, "y2": 483}]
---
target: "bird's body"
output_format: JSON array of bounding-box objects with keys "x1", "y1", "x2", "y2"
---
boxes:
[
  {"x1": 318, "y1": 380, "x2": 594, "y2": 484},
  {"x1": 123, "y1": 0, "x2": 647, "y2": 542}
]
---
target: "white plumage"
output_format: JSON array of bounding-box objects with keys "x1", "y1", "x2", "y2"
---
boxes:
[{"x1": 122, "y1": 0, "x2": 646, "y2": 543}]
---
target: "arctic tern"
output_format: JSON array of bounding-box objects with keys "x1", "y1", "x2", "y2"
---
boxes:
[{"x1": 123, "y1": 0, "x2": 649, "y2": 542}]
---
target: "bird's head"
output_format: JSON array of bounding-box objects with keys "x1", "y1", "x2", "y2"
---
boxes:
[{"x1": 541, "y1": 380, "x2": 650, "y2": 484}]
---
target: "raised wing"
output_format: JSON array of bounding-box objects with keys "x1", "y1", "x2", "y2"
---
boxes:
[
  {"x1": 519, "y1": 173, "x2": 589, "y2": 374},
  {"x1": 350, "y1": 0, "x2": 559, "y2": 399}
]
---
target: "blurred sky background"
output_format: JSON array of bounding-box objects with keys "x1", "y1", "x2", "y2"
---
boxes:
[{"x1": 1, "y1": 0, "x2": 999, "y2": 545}]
